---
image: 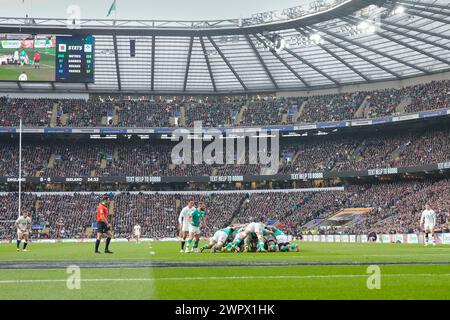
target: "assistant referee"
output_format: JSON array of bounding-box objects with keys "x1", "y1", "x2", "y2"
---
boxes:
[{"x1": 95, "y1": 194, "x2": 114, "y2": 254}]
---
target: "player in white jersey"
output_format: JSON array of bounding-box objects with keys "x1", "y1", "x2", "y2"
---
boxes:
[
  {"x1": 18, "y1": 71, "x2": 28, "y2": 81},
  {"x1": 133, "y1": 224, "x2": 142, "y2": 244},
  {"x1": 15, "y1": 211, "x2": 32, "y2": 252},
  {"x1": 420, "y1": 204, "x2": 437, "y2": 246},
  {"x1": 228, "y1": 222, "x2": 267, "y2": 252},
  {"x1": 178, "y1": 199, "x2": 196, "y2": 252}
]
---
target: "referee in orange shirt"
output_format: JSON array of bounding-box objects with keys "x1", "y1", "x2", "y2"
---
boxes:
[{"x1": 95, "y1": 193, "x2": 114, "y2": 254}]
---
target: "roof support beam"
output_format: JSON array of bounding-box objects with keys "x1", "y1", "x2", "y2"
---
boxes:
[
  {"x1": 112, "y1": 34, "x2": 121, "y2": 91},
  {"x1": 200, "y1": 36, "x2": 217, "y2": 92},
  {"x1": 343, "y1": 17, "x2": 450, "y2": 66},
  {"x1": 297, "y1": 27, "x2": 370, "y2": 82},
  {"x1": 307, "y1": 26, "x2": 401, "y2": 78},
  {"x1": 183, "y1": 36, "x2": 194, "y2": 92},
  {"x1": 261, "y1": 34, "x2": 340, "y2": 85},
  {"x1": 245, "y1": 34, "x2": 279, "y2": 90},
  {"x1": 314, "y1": 25, "x2": 429, "y2": 74},
  {"x1": 285, "y1": 47, "x2": 340, "y2": 85},
  {"x1": 253, "y1": 34, "x2": 309, "y2": 87},
  {"x1": 400, "y1": 3, "x2": 450, "y2": 17},
  {"x1": 207, "y1": 36, "x2": 247, "y2": 91},
  {"x1": 384, "y1": 20, "x2": 450, "y2": 42},
  {"x1": 151, "y1": 36, "x2": 155, "y2": 91},
  {"x1": 398, "y1": 0, "x2": 450, "y2": 11},
  {"x1": 399, "y1": 6, "x2": 450, "y2": 24}
]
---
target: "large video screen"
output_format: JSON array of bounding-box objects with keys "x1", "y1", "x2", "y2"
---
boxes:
[{"x1": 0, "y1": 34, "x2": 94, "y2": 83}]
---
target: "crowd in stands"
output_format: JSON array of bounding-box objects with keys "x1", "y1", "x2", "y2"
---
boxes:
[
  {"x1": 116, "y1": 100, "x2": 176, "y2": 127},
  {"x1": 0, "y1": 126, "x2": 448, "y2": 177},
  {"x1": 0, "y1": 97, "x2": 53, "y2": 127},
  {"x1": 0, "y1": 178, "x2": 448, "y2": 240},
  {"x1": 57, "y1": 99, "x2": 106, "y2": 127},
  {"x1": 0, "y1": 80, "x2": 448, "y2": 128},
  {"x1": 185, "y1": 101, "x2": 241, "y2": 127},
  {"x1": 405, "y1": 80, "x2": 449, "y2": 113},
  {"x1": 240, "y1": 97, "x2": 297, "y2": 126},
  {"x1": 364, "y1": 88, "x2": 403, "y2": 118},
  {"x1": 300, "y1": 92, "x2": 366, "y2": 122}
]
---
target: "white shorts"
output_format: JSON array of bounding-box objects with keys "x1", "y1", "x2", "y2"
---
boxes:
[
  {"x1": 181, "y1": 222, "x2": 190, "y2": 232},
  {"x1": 424, "y1": 224, "x2": 435, "y2": 231},
  {"x1": 212, "y1": 231, "x2": 228, "y2": 244},
  {"x1": 17, "y1": 229, "x2": 29, "y2": 237},
  {"x1": 245, "y1": 223, "x2": 264, "y2": 234},
  {"x1": 134, "y1": 232, "x2": 141, "y2": 237},
  {"x1": 189, "y1": 225, "x2": 200, "y2": 234},
  {"x1": 276, "y1": 235, "x2": 288, "y2": 244}
]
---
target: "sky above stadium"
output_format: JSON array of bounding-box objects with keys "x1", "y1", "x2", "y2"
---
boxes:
[{"x1": 4, "y1": 0, "x2": 309, "y2": 21}]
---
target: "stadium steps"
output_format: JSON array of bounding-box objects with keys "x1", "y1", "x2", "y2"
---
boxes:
[
  {"x1": 47, "y1": 154, "x2": 56, "y2": 169},
  {"x1": 211, "y1": 167, "x2": 218, "y2": 176},
  {"x1": 100, "y1": 159, "x2": 107, "y2": 169},
  {"x1": 349, "y1": 143, "x2": 366, "y2": 162},
  {"x1": 390, "y1": 141, "x2": 411, "y2": 161},
  {"x1": 90, "y1": 170, "x2": 96, "y2": 177},
  {"x1": 101, "y1": 116, "x2": 108, "y2": 126},
  {"x1": 354, "y1": 95, "x2": 370, "y2": 118},
  {"x1": 281, "y1": 113, "x2": 288, "y2": 124},
  {"x1": 228, "y1": 195, "x2": 248, "y2": 226},
  {"x1": 292, "y1": 100, "x2": 306, "y2": 123},
  {"x1": 292, "y1": 150, "x2": 302, "y2": 163},
  {"x1": 60, "y1": 114, "x2": 68, "y2": 126},
  {"x1": 235, "y1": 105, "x2": 247, "y2": 125},
  {"x1": 396, "y1": 96, "x2": 411, "y2": 114},
  {"x1": 50, "y1": 103, "x2": 58, "y2": 127},
  {"x1": 179, "y1": 106, "x2": 186, "y2": 126},
  {"x1": 109, "y1": 200, "x2": 115, "y2": 216},
  {"x1": 113, "y1": 106, "x2": 120, "y2": 125}
]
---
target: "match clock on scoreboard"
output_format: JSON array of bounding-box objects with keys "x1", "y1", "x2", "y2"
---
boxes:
[{"x1": 55, "y1": 35, "x2": 94, "y2": 83}]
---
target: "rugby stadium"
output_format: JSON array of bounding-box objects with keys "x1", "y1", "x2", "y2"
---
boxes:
[{"x1": 0, "y1": 0, "x2": 449, "y2": 303}]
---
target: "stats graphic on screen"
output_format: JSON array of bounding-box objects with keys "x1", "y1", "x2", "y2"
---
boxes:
[{"x1": 0, "y1": 34, "x2": 94, "y2": 83}]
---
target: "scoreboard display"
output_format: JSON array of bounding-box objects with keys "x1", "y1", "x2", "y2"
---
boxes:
[
  {"x1": 56, "y1": 35, "x2": 94, "y2": 82},
  {"x1": 0, "y1": 34, "x2": 95, "y2": 83}
]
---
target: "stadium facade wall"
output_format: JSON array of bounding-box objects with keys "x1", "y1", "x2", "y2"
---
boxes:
[
  {"x1": 1, "y1": 161, "x2": 448, "y2": 184},
  {"x1": 277, "y1": 71, "x2": 450, "y2": 98}
]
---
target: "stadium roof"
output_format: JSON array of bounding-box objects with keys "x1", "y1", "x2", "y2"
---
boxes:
[{"x1": 0, "y1": 0, "x2": 449, "y2": 94}]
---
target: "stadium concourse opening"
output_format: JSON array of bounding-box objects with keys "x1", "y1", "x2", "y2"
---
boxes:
[{"x1": 0, "y1": 0, "x2": 450, "y2": 301}]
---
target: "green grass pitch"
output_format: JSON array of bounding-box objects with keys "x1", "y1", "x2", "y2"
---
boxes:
[
  {"x1": 0, "y1": 241, "x2": 449, "y2": 300},
  {"x1": 0, "y1": 48, "x2": 55, "y2": 81}
]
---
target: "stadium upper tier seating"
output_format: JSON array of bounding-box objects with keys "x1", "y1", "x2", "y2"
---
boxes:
[
  {"x1": 0, "y1": 80, "x2": 448, "y2": 128},
  {"x1": 0, "y1": 127, "x2": 448, "y2": 177},
  {"x1": 0, "y1": 179, "x2": 448, "y2": 240}
]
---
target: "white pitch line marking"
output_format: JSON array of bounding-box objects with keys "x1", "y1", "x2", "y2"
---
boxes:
[{"x1": 0, "y1": 273, "x2": 449, "y2": 284}]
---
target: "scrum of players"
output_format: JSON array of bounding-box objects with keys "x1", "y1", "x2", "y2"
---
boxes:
[
  {"x1": 201, "y1": 222, "x2": 299, "y2": 253},
  {"x1": 178, "y1": 199, "x2": 299, "y2": 253}
]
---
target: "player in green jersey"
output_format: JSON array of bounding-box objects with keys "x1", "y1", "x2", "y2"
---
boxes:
[
  {"x1": 185, "y1": 202, "x2": 206, "y2": 253},
  {"x1": 266, "y1": 226, "x2": 299, "y2": 252}
]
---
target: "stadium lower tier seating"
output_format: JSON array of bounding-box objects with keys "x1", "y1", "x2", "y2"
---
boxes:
[
  {"x1": 0, "y1": 179, "x2": 448, "y2": 240},
  {"x1": 0, "y1": 127, "x2": 448, "y2": 177},
  {"x1": 0, "y1": 80, "x2": 448, "y2": 128}
]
